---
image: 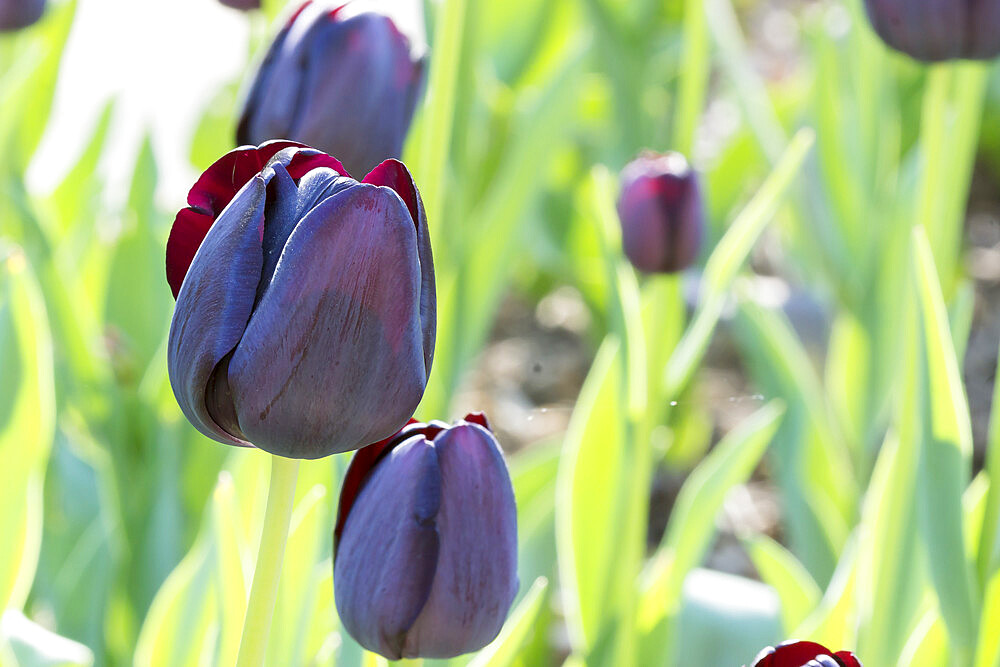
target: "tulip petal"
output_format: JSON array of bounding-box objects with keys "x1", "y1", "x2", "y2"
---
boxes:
[
  {"x1": 402, "y1": 423, "x2": 519, "y2": 658},
  {"x1": 228, "y1": 183, "x2": 426, "y2": 458},
  {"x1": 334, "y1": 438, "x2": 442, "y2": 661},
  {"x1": 364, "y1": 159, "x2": 436, "y2": 376},
  {"x1": 168, "y1": 177, "x2": 267, "y2": 447}
]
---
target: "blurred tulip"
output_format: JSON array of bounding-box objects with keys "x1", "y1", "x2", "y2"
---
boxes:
[
  {"x1": 0, "y1": 0, "x2": 44, "y2": 31},
  {"x1": 617, "y1": 151, "x2": 703, "y2": 274},
  {"x1": 748, "y1": 640, "x2": 863, "y2": 667},
  {"x1": 166, "y1": 141, "x2": 435, "y2": 459},
  {"x1": 237, "y1": 1, "x2": 425, "y2": 177},
  {"x1": 218, "y1": 0, "x2": 259, "y2": 10},
  {"x1": 334, "y1": 414, "x2": 519, "y2": 659},
  {"x1": 863, "y1": 0, "x2": 1000, "y2": 61}
]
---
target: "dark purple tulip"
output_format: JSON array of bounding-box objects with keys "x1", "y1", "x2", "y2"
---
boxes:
[
  {"x1": 617, "y1": 151, "x2": 704, "y2": 274},
  {"x1": 863, "y1": 0, "x2": 1000, "y2": 61},
  {"x1": 748, "y1": 640, "x2": 863, "y2": 667},
  {"x1": 218, "y1": 0, "x2": 259, "y2": 10},
  {"x1": 0, "y1": 0, "x2": 44, "y2": 31},
  {"x1": 333, "y1": 414, "x2": 519, "y2": 660},
  {"x1": 237, "y1": 1, "x2": 425, "y2": 177},
  {"x1": 166, "y1": 141, "x2": 435, "y2": 459}
]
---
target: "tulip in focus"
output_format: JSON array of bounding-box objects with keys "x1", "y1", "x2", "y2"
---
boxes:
[
  {"x1": 0, "y1": 0, "x2": 44, "y2": 31},
  {"x1": 617, "y1": 151, "x2": 704, "y2": 274},
  {"x1": 237, "y1": 1, "x2": 425, "y2": 177},
  {"x1": 334, "y1": 414, "x2": 519, "y2": 660},
  {"x1": 748, "y1": 640, "x2": 863, "y2": 667},
  {"x1": 166, "y1": 141, "x2": 435, "y2": 459},
  {"x1": 863, "y1": 0, "x2": 1000, "y2": 62}
]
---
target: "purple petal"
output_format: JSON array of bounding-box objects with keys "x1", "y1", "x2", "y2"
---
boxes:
[
  {"x1": 227, "y1": 183, "x2": 426, "y2": 458},
  {"x1": 334, "y1": 438, "x2": 442, "y2": 660},
  {"x1": 167, "y1": 177, "x2": 266, "y2": 446},
  {"x1": 402, "y1": 423, "x2": 519, "y2": 658}
]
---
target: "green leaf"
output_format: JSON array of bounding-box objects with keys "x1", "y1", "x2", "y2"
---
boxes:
[
  {"x1": 744, "y1": 535, "x2": 822, "y2": 633},
  {"x1": 975, "y1": 567, "x2": 1000, "y2": 667},
  {"x1": 638, "y1": 401, "x2": 784, "y2": 664},
  {"x1": 555, "y1": 338, "x2": 628, "y2": 652},
  {"x1": 0, "y1": 247, "x2": 54, "y2": 611},
  {"x1": 663, "y1": 128, "x2": 815, "y2": 397},
  {"x1": 468, "y1": 577, "x2": 550, "y2": 667},
  {"x1": 912, "y1": 226, "x2": 979, "y2": 656}
]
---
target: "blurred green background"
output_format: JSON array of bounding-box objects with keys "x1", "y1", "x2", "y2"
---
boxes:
[{"x1": 3, "y1": 0, "x2": 1000, "y2": 665}]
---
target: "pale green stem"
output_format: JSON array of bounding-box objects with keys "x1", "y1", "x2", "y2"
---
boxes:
[{"x1": 235, "y1": 455, "x2": 300, "y2": 667}]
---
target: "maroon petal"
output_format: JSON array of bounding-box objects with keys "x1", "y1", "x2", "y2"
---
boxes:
[
  {"x1": 286, "y1": 150, "x2": 350, "y2": 180},
  {"x1": 363, "y1": 159, "x2": 419, "y2": 226},
  {"x1": 833, "y1": 652, "x2": 862, "y2": 667},
  {"x1": 166, "y1": 140, "x2": 307, "y2": 299}
]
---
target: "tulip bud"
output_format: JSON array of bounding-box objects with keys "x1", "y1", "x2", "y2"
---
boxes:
[
  {"x1": 0, "y1": 0, "x2": 44, "y2": 31},
  {"x1": 166, "y1": 141, "x2": 435, "y2": 459},
  {"x1": 236, "y1": 1, "x2": 425, "y2": 177},
  {"x1": 863, "y1": 0, "x2": 1000, "y2": 61},
  {"x1": 748, "y1": 640, "x2": 863, "y2": 667},
  {"x1": 617, "y1": 151, "x2": 704, "y2": 274},
  {"x1": 333, "y1": 414, "x2": 519, "y2": 660}
]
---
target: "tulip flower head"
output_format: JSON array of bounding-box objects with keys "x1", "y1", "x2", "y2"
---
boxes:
[
  {"x1": 863, "y1": 0, "x2": 1000, "y2": 61},
  {"x1": 237, "y1": 1, "x2": 425, "y2": 177},
  {"x1": 748, "y1": 640, "x2": 863, "y2": 667},
  {"x1": 0, "y1": 0, "x2": 44, "y2": 31},
  {"x1": 334, "y1": 414, "x2": 519, "y2": 660},
  {"x1": 166, "y1": 141, "x2": 435, "y2": 459},
  {"x1": 617, "y1": 151, "x2": 704, "y2": 274}
]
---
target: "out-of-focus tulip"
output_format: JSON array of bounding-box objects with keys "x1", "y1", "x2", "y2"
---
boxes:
[
  {"x1": 218, "y1": 0, "x2": 259, "y2": 10},
  {"x1": 863, "y1": 0, "x2": 1000, "y2": 62},
  {"x1": 166, "y1": 140, "x2": 435, "y2": 459},
  {"x1": 617, "y1": 151, "x2": 703, "y2": 274},
  {"x1": 0, "y1": 0, "x2": 44, "y2": 31},
  {"x1": 333, "y1": 414, "x2": 518, "y2": 660},
  {"x1": 237, "y1": 1, "x2": 425, "y2": 177},
  {"x1": 748, "y1": 640, "x2": 863, "y2": 667}
]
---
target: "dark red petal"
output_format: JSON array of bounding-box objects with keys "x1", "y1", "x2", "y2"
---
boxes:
[
  {"x1": 334, "y1": 418, "x2": 422, "y2": 552},
  {"x1": 166, "y1": 141, "x2": 307, "y2": 299},
  {"x1": 833, "y1": 652, "x2": 862, "y2": 667},
  {"x1": 166, "y1": 207, "x2": 214, "y2": 298},
  {"x1": 363, "y1": 159, "x2": 419, "y2": 227},
  {"x1": 753, "y1": 641, "x2": 835, "y2": 667},
  {"x1": 464, "y1": 412, "x2": 491, "y2": 430},
  {"x1": 286, "y1": 150, "x2": 349, "y2": 180}
]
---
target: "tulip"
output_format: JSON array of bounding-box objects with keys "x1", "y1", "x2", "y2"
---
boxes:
[
  {"x1": 748, "y1": 640, "x2": 863, "y2": 667},
  {"x1": 333, "y1": 414, "x2": 519, "y2": 660},
  {"x1": 166, "y1": 140, "x2": 435, "y2": 459},
  {"x1": 0, "y1": 0, "x2": 44, "y2": 31},
  {"x1": 617, "y1": 151, "x2": 704, "y2": 274},
  {"x1": 863, "y1": 0, "x2": 1000, "y2": 61},
  {"x1": 236, "y1": 1, "x2": 425, "y2": 177}
]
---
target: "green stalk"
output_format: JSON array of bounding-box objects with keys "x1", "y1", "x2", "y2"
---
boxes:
[{"x1": 235, "y1": 455, "x2": 300, "y2": 667}]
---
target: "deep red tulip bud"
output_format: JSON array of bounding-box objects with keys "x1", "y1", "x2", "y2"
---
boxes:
[
  {"x1": 748, "y1": 640, "x2": 863, "y2": 667},
  {"x1": 863, "y1": 0, "x2": 1000, "y2": 61},
  {"x1": 237, "y1": 1, "x2": 425, "y2": 177},
  {"x1": 166, "y1": 141, "x2": 435, "y2": 459},
  {"x1": 0, "y1": 0, "x2": 44, "y2": 31},
  {"x1": 617, "y1": 151, "x2": 704, "y2": 274},
  {"x1": 334, "y1": 413, "x2": 518, "y2": 660}
]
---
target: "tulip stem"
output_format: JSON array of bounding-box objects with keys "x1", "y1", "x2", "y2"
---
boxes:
[{"x1": 236, "y1": 454, "x2": 300, "y2": 667}]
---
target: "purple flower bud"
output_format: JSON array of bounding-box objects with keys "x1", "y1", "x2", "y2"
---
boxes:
[
  {"x1": 237, "y1": 1, "x2": 425, "y2": 177},
  {"x1": 0, "y1": 0, "x2": 44, "y2": 31},
  {"x1": 166, "y1": 141, "x2": 435, "y2": 459},
  {"x1": 333, "y1": 414, "x2": 519, "y2": 660},
  {"x1": 863, "y1": 0, "x2": 1000, "y2": 61},
  {"x1": 748, "y1": 640, "x2": 863, "y2": 667},
  {"x1": 617, "y1": 151, "x2": 704, "y2": 274},
  {"x1": 218, "y1": 0, "x2": 259, "y2": 10}
]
